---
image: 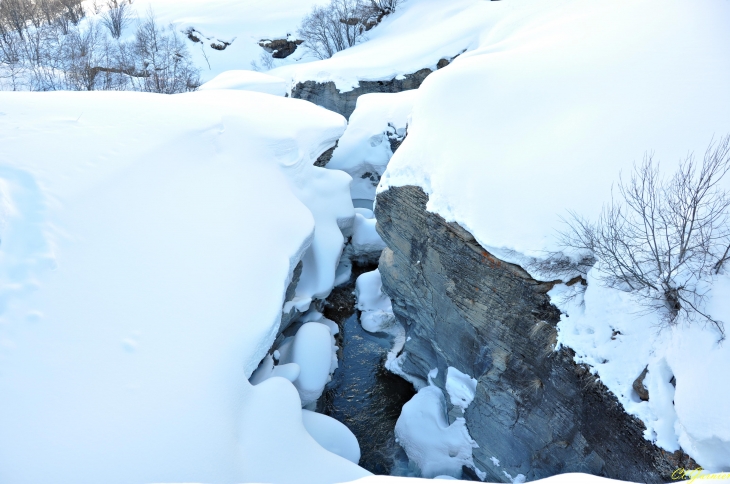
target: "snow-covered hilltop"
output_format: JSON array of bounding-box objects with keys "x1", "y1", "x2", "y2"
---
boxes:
[{"x1": 1, "y1": 0, "x2": 729, "y2": 483}]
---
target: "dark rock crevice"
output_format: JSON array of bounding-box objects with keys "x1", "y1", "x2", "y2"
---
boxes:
[{"x1": 374, "y1": 184, "x2": 685, "y2": 483}]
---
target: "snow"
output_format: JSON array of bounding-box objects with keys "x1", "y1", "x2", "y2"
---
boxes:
[
  {"x1": 302, "y1": 409, "x2": 362, "y2": 465},
  {"x1": 347, "y1": 474, "x2": 699, "y2": 484},
  {"x1": 278, "y1": 322, "x2": 338, "y2": 407},
  {"x1": 131, "y1": 0, "x2": 329, "y2": 81},
  {"x1": 555, "y1": 268, "x2": 730, "y2": 471},
  {"x1": 270, "y1": 0, "x2": 490, "y2": 91},
  {"x1": 394, "y1": 384, "x2": 479, "y2": 479},
  {"x1": 199, "y1": 69, "x2": 288, "y2": 95},
  {"x1": 327, "y1": 91, "x2": 418, "y2": 201},
  {"x1": 349, "y1": 211, "x2": 387, "y2": 263},
  {"x1": 444, "y1": 367, "x2": 478, "y2": 412},
  {"x1": 0, "y1": 89, "x2": 366, "y2": 483},
  {"x1": 380, "y1": 0, "x2": 730, "y2": 257},
  {"x1": 355, "y1": 0, "x2": 730, "y2": 471}
]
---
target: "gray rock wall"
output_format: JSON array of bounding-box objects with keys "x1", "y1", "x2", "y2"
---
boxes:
[
  {"x1": 291, "y1": 68, "x2": 432, "y2": 120},
  {"x1": 375, "y1": 185, "x2": 689, "y2": 483}
]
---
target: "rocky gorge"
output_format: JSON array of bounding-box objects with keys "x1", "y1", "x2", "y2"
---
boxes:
[{"x1": 280, "y1": 72, "x2": 701, "y2": 482}]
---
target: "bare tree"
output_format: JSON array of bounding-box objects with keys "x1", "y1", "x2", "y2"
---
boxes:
[
  {"x1": 133, "y1": 9, "x2": 199, "y2": 93},
  {"x1": 100, "y1": 0, "x2": 131, "y2": 39},
  {"x1": 298, "y1": 0, "x2": 368, "y2": 60},
  {"x1": 562, "y1": 135, "x2": 730, "y2": 340}
]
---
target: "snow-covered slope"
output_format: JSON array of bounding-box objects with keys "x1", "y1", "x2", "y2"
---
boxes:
[
  {"x1": 0, "y1": 90, "x2": 368, "y2": 483},
  {"x1": 129, "y1": 0, "x2": 328, "y2": 81}
]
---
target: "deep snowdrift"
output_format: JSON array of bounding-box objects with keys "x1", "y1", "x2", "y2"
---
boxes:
[{"x1": 0, "y1": 90, "x2": 369, "y2": 483}]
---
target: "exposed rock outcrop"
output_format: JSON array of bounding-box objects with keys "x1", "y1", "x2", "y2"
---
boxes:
[
  {"x1": 259, "y1": 38, "x2": 304, "y2": 59},
  {"x1": 374, "y1": 185, "x2": 685, "y2": 483},
  {"x1": 291, "y1": 68, "x2": 432, "y2": 119}
]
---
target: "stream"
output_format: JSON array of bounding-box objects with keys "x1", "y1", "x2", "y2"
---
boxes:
[{"x1": 317, "y1": 265, "x2": 416, "y2": 475}]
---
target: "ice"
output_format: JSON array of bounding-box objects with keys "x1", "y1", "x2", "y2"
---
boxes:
[
  {"x1": 445, "y1": 367, "x2": 478, "y2": 412},
  {"x1": 0, "y1": 90, "x2": 364, "y2": 483},
  {"x1": 199, "y1": 70, "x2": 288, "y2": 95},
  {"x1": 302, "y1": 409, "x2": 361, "y2": 465},
  {"x1": 394, "y1": 385, "x2": 479, "y2": 479}
]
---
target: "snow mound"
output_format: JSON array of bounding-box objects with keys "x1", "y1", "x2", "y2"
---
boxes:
[
  {"x1": 302, "y1": 409, "x2": 361, "y2": 465},
  {"x1": 0, "y1": 89, "x2": 365, "y2": 483},
  {"x1": 394, "y1": 384, "x2": 479, "y2": 479},
  {"x1": 445, "y1": 367, "x2": 478, "y2": 412},
  {"x1": 328, "y1": 91, "x2": 418, "y2": 201},
  {"x1": 199, "y1": 70, "x2": 288, "y2": 95}
]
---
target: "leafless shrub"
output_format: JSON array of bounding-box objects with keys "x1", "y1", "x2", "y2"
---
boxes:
[
  {"x1": 100, "y1": 0, "x2": 131, "y2": 39},
  {"x1": 132, "y1": 9, "x2": 199, "y2": 93},
  {"x1": 298, "y1": 0, "x2": 403, "y2": 59},
  {"x1": 0, "y1": 3, "x2": 199, "y2": 93},
  {"x1": 250, "y1": 50, "x2": 274, "y2": 72},
  {"x1": 562, "y1": 135, "x2": 730, "y2": 340}
]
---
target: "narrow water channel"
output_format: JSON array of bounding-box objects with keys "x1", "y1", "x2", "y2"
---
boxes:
[{"x1": 317, "y1": 265, "x2": 416, "y2": 475}]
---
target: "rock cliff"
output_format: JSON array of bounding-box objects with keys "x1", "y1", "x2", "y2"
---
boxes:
[
  {"x1": 291, "y1": 68, "x2": 432, "y2": 119},
  {"x1": 374, "y1": 185, "x2": 691, "y2": 483}
]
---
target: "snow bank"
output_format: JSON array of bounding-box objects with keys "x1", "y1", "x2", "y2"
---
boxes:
[
  {"x1": 555, "y1": 269, "x2": 730, "y2": 471},
  {"x1": 302, "y1": 409, "x2": 361, "y2": 465},
  {"x1": 328, "y1": 91, "x2": 418, "y2": 201},
  {"x1": 0, "y1": 90, "x2": 366, "y2": 483},
  {"x1": 394, "y1": 384, "x2": 479, "y2": 479},
  {"x1": 349, "y1": 211, "x2": 386, "y2": 263},
  {"x1": 279, "y1": 322, "x2": 337, "y2": 407},
  {"x1": 380, "y1": 0, "x2": 730, "y2": 257},
  {"x1": 270, "y1": 0, "x2": 492, "y2": 91},
  {"x1": 199, "y1": 69, "x2": 288, "y2": 95}
]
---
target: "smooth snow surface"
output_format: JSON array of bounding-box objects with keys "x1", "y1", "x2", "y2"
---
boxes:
[
  {"x1": 302, "y1": 409, "x2": 362, "y2": 465},
  {"x1": 199, "y1": 69, "x2": 288, "y2": 95},
  {"x1": 0, "y1": 90, "x2": 367, "y2": 483},
  {"x1": 394, "y1": 385, "x2": 479, "y2": 479}
]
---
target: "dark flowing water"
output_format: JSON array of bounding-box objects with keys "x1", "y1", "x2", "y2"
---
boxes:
[
  {"x1": 317, "y1": 265, "x2": 415, "y2": 475},
  {"x1": 317, "y1": 313, "x2": 415, "y2": 474}
]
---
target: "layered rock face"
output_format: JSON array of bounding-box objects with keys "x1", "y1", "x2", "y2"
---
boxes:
[
  {"x1": 291, "y1": 68, "x2": 432, "y2": 119},
  {"x1": 375, "y1": 185, "x2": 687, "y2": 483}
]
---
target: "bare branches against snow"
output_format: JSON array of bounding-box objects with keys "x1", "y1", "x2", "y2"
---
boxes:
[{"x1": 562, "y1": 135, "x2": 730, "y2": 340}]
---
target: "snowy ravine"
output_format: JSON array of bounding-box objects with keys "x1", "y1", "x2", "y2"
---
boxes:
[
  {"x1": 0, "y1": 90, "x2": 370, "y2": 484},
  {"x1": 263, "y1": 0, "x2": 730, "y2": 480}
]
